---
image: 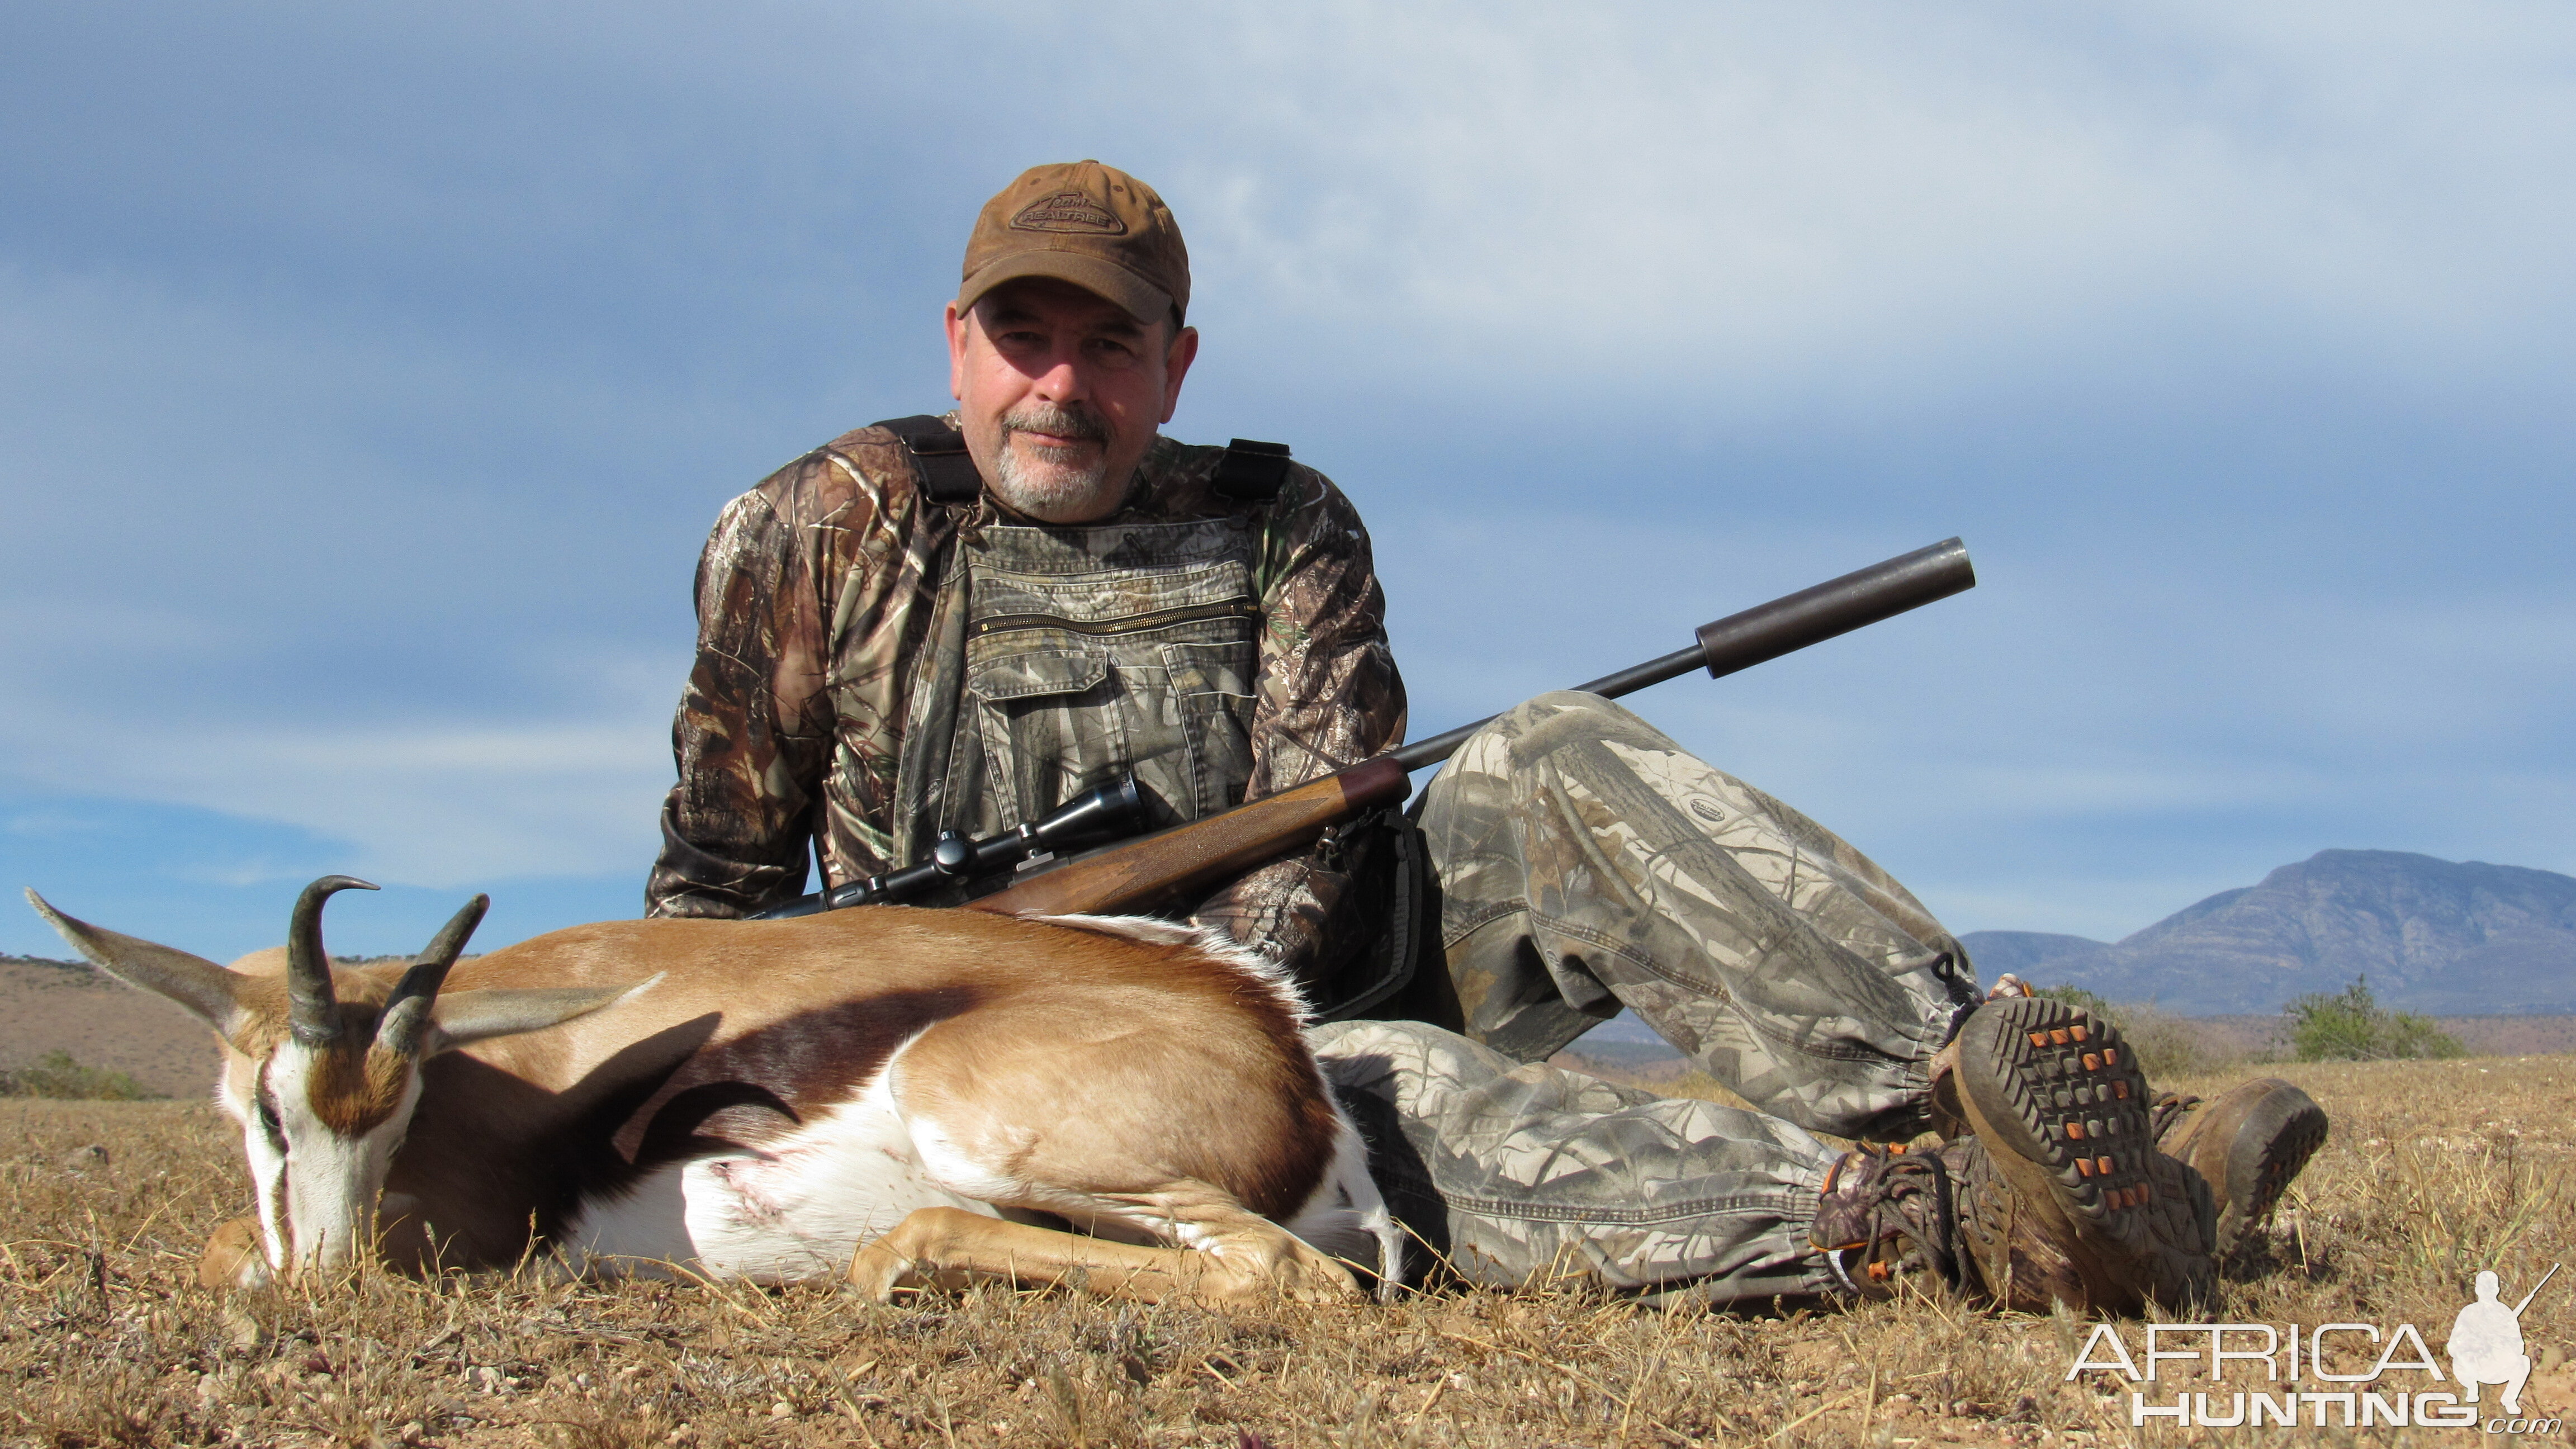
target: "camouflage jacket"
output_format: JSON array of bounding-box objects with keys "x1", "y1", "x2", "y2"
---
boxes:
[{"x1": 645, "y1": 416, "x2": 1407, "y2": 984}]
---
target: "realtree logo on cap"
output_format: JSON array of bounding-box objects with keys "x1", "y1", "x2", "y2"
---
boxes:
[{"x1": 1011, "y1": 191, "x2": 1127, "y2": 235}]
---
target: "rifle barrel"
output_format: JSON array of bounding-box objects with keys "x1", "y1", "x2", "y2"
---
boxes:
[
  {"x1": 1388, "y1": 537, "x2": 1973, "y2": 773},
  {"x1": 2512, "y1": 1262, "x2": 2560, "y2": 1317}
]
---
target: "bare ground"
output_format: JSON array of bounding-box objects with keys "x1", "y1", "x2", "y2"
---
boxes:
[
  {"x1": 3, "y1": 1055, "x2": 2572, "y2": 1447},
  {"x1": 0, "y1": 955, "x2": 451, "y2": 1102},
  {"x1": 0, "y1": 959, "x2": 217, "y2": 1100}
]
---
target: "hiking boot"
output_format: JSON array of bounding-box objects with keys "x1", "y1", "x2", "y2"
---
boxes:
[
  {"x1": 1816, "y1": 1000, "x2": 2216, "y2": 1314},
  {"x1": 1812, "y1": 1141, "x2": 2212, "y2": 1314},
  {"x1": 1926, "y1": 974, "x2": 2035, "y2": 1138},
  {"x1": 1865, "y1": 994, "x2": 2215, "y2": 1311},
  {"x1": 1945, "y1": 996, "x2": 2211, "y2": 1312},
  {"x1": 1814, "y1": 1137, "x2": 2108, "y2": 1311},
  {"x1": 1811, "y1": 1143, "x2": 1972, "y2": 1300},
  {"x1": 2153, "y1": 1078, "x2": 2328, "y2": 1259}
]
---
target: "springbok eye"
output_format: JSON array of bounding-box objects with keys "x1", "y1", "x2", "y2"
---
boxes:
[{"x1": 255, "y1": 1094, "x2": 285, "y2": 1143}]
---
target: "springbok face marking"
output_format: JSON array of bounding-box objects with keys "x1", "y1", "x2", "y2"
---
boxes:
[
  {"x1": 26, "y1": 878, "x2": 643, "y2": 1283},
  {"x1": 229, "y1": 1037, "x2": 425, "y2": 1274}
]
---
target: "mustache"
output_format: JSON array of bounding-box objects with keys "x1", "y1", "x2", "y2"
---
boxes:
[{"x1": 1001, "y1": 402, "x2": 1108, "y2": 444}]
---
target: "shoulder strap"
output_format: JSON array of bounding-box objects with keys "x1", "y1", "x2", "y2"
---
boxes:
[
  {"x1": 871, "y1": 415, "x2": 984, "y2": 505},
  {"x1": 1211, "y1": 438, "x2": 1292, "y2": 503}
]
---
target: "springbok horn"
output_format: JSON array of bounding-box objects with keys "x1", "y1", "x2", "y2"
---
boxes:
[
  {"x1": 376, "y1": 894, "x2": 489, "y2": 1058},
  {"x1": 286, "y1": 875, "x2": 378, "y2": 1046}
]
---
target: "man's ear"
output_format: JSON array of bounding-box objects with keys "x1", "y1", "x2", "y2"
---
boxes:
[
  {"x1": 946, "y1": 302, "x2": 971, "y2": 400},
  {"x1": 1160, "y1": 324, "x2": 1200, "y2": 423}
]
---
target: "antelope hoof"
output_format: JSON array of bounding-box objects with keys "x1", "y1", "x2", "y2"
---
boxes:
[
  {"x1": 847, "y1": 1237, "x2": 920, "y2": 1302},
  {"x1": 1274, "y1": 1249, "x2": 1365, "y2": 1304},
  {"x1": 199, "y1": 1216, "x2": 269, "y2": 1289},
  {"x1": 1291, "y1": 1269, "x2": 1363, "y2": 1304}
]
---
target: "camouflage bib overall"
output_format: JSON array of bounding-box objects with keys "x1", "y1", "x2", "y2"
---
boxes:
[{"x1": 889, "y1": 517, "x2": 1265, "y2": 864}]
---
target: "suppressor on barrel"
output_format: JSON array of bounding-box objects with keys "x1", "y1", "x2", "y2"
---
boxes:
[{"x1": 1388, "y1": 537, "x2": 1973, "y2": 772}]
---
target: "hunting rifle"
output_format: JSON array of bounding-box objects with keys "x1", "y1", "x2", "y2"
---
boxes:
[{"x1": 751, "y1": 537, "x2": 1974, "y2": 922}]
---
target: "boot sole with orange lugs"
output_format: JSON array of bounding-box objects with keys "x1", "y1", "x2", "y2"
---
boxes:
[{"x1": 1951, "y1": 996, "x2": 2184, "y2": 1313}]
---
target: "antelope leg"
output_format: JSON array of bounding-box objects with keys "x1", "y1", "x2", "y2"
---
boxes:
[
  {"x1": 199, "y1": 1216, "x2": 267, "y2": 1289},
  {"x1": 849, "y1": 1207, "x2": 1359, "y2": 1306}
]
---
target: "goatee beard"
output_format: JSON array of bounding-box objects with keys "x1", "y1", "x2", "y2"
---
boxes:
[{"x1": 990, "y1": 402, "x2": 1129, "y2": 520}]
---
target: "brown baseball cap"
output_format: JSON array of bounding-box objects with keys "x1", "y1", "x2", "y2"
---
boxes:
[{"x1": 958, "y1": 160, "x2": 1191, "y2": 327}]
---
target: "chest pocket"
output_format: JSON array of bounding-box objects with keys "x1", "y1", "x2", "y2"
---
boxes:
[
  {"x1": 1161, "y1": 638, "x2": 1259, "y2": 820},
  {"x1": 959, "y1": 581, "x2": 1261, "y2": 833}
]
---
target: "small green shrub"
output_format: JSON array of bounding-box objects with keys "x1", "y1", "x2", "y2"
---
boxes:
[
  {"x1": 0, "y1": 1050, "x2": 160, "y2": 1100},
  {"x1": 2280, "y1": 976, "x2": 2462, "y2": 1062},
  {"x1": 2041, "y1": 984, "x2": 2119, "y2": 1021}
]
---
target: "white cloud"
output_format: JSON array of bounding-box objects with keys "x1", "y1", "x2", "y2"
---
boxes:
[
  {"x1": 0, "y1": 712, "x2": 670, "y2": 887},
  {"x1": 1130, "y1": 1, "x2": 2576, "y2": 405},
  {"x1": 0, "y1": 579, "x2": 679, "y2": 887}
]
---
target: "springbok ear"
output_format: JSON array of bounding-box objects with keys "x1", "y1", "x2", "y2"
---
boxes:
[
  {"x1": 25, "y1": 889, "x2": 246, "y2": 1037},
  {"x1": 422, "y1": 973, "x2": 662, "y2": 1053}
]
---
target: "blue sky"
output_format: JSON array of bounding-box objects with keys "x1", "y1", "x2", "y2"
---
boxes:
[{"x1": 4, "y1": 1, "x2": 2571, "y2": 962}]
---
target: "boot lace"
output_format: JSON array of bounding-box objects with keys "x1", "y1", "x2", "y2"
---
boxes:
[
  {"x1": 2150, "y1": 1092, "x2": 2203, "y2": 1143},
  {"x1": 1817, "y1": 1148, "x2": 1963, "y2": 1295}
]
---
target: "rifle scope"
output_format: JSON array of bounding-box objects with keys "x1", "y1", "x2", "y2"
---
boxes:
[{"x1": 749, "y1": 775, "x2": 1146, "y2": 920}]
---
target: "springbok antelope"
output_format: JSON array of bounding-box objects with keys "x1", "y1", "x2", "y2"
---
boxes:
[{"x1": 25, "y1": 877, "x2": 1399, "y2": 1304}]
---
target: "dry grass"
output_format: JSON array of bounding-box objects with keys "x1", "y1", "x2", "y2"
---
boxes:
[{"x1": 4, "y1": 1055, "x2": 2571, "y2": 1448}]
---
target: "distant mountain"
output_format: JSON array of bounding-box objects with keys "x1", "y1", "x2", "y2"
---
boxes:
[
  {"x1": 1961, "y1": 850, "x2": 2576, "y2": 1015},
  {"x1": 1957, "y1": 931, "x2": 2110, "y2": 979}
]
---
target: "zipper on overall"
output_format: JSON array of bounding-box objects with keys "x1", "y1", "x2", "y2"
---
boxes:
[{"x1": 968, "y1": 597, "x2": 1260, "y2": 641}]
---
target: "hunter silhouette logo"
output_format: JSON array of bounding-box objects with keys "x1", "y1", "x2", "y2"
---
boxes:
[
  {"x1": 1011, "y1": 191, "x2": 1125, "y2": 234},
  {"x1": 2452, "y1": 1265, "x2": 2556, "y2": 1415}
]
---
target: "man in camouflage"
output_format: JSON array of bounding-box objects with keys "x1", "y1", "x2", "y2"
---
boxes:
[{"x1": 651, "y1": 160, "x2": 2324, "y2": 1313}]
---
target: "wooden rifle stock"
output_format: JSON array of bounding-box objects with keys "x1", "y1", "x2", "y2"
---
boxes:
[
  {"x1": 962, "y1": 537, "x2": 1974, "y2": 921},
  {"x1": 964, "y1": 757, "x2": 1409, "y2": 917}
]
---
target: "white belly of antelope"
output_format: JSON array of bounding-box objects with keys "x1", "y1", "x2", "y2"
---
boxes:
[{"x1": 559, "y1": 1071, "x2": 994, "y2": 1280}]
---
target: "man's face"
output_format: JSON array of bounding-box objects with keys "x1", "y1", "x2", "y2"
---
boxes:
[{"x1": 947, "y1": 277, "x2": 1199, "y2": 524}]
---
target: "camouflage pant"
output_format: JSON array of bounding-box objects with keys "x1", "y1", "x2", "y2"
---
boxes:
[
  {"x1": 1317, "y1": 690, "x2": 1986, "y2": 1301},
  {"x1": 1311, "y1": 1019, "x2": 1838, "y2": 1303}
]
